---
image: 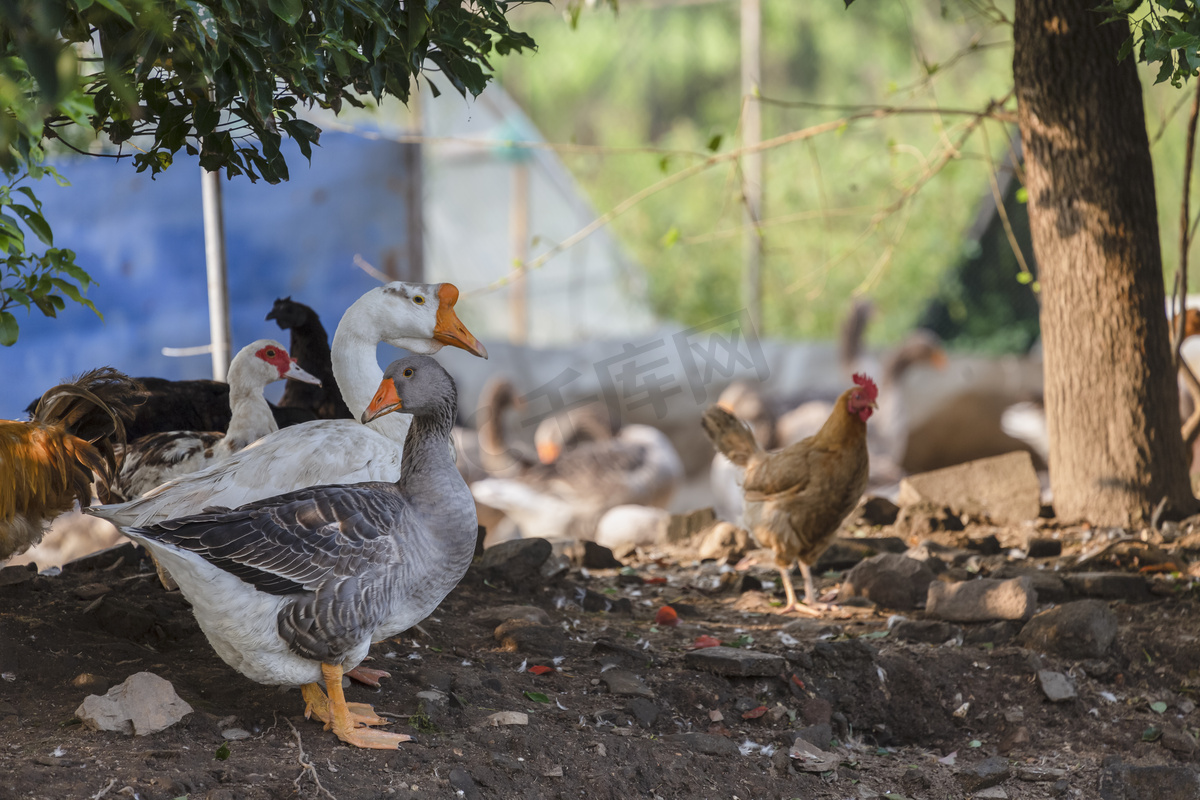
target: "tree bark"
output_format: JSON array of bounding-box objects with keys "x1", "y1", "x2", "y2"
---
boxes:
[{"x1": 1013, "y1": 0, "x2": 1197, "y2": 526}]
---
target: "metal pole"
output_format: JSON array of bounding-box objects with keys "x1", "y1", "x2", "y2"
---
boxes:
[
  {"x1": 201, "y1": 167, "x2": 232, "y2": 381},
  {"x1": 510, "y1": 161, "x2": 530, "y2": 344},
  {"x1": 740, "y1": 0, "x2": 764, "y2": 335}
]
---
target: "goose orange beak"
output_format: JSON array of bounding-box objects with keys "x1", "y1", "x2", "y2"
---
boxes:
[
  {"x1": 433, "y1": 284, "x2": 488, "y2": 359},
  {"x1": 537, "y1": 440, "x2": 561, "y2": 464},
  {"x1": 362, "y1": 379, "x2": 402, "y2": 423}
]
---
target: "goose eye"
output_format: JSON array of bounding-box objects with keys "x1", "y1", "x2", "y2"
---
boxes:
[
  {"x1": 266, "y1": 349, "x2": 277, "y2": 358},
  {"x1": 413, "y1": 295, "x2": 425, "y2": 305},
  {"x1": 403, "y1": 368, "x2": 414, "y2": 378}
]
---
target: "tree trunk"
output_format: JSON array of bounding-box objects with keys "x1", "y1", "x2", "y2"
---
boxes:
[{"x1": 1013, "y1": 0, "x2": 1196, "y2": 526}]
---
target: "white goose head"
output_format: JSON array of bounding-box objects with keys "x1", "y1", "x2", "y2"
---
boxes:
[
  {"x1": 342, "y1": 282, "x2": 488, "y2": 359},
  {"x1": 226, "y1": 339, "x2": 320, "y2": 393}
]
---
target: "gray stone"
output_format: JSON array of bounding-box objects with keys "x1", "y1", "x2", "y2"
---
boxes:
[
  {"x1": 470, "y1": 605, "x2": 552, "y2": 627},
  {"x1": 899, "y1": 451, "x2": 1041, "y2": 525},
  {"x1": 1062, "y1": 572, "x2": 1152, "y2": 603},
  {"x1": 449, "y1": 767, "x2": 483, "y2": 800},
  {"x1": 1099, "y1": 763, "x2": 1200, "y2": 800},
  {"x1": 627, "y1": 697, "x2": 659, "y2": 728},
  {"x1": 892, "y1": 619, "x2": 962, "y2": 644},
  {"x1": 493, "y1": 620, "x2": 568, "y2": 657},
  {"x1": 662, "y1": 732, "x2": 740, "y2": 756},
  {"x1": 963, "y1": 620, "x2": 1023, "y2": 647},
  {"x1": 416, "y1": 689, "x2": 452, "y2": 728},
  {"x1": 841, "y1": 553, "x2": 936, "y2": 610},
  {"x1": 974, "y1": 788, "x2": 1008, "y2": 799},
  {"x1": 1162, "y1": 728, "x2": 1198, "y2": 755},
  {"x1": 477, "y1": 538, "x2": 552, "y2": 586},
  {"x1": 221, "y1": 728, "x2": 251, "y2": 741},
  {"x1": 794, "y1": 722, "x2": 833, "y2": 750},
  {"x1": 1037, "y1": 670, "x2": 1077, "y2": 702},
  {"x1": 815, "y1": 537, "x2": 905, "y2": 571},
  {"x1": 1015, "y1": 766, "x2": 1068, "y2": 782},
  {"x1": 926, "y1": 577, "x2": 1037, "y2": 622},
  {"x1": 957, "y1": 756, "x2": 1012, "y2": 793},
  {"x1": 683, "y1": 646, "x2": 787, "y2": 677},
  {"x1": 75, "y1": 672, "x2": 193, "y2": 736},
  {"x1": 992, "y1": 566, "x2": 1069, "y2": 603},
  {"x1": 1025, "y1": 538, "x2": 1063, "y2": 558},
  {"x1": 1019, "y1": 600, "x2": 1118, "y2": 659},
  {"x1": 600, "y1": 670, "x2": 654, "y2": 699}
]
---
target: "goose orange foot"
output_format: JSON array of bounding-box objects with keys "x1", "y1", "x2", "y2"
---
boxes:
[
  {"x1": 346, "y1": 666, "x2": 392, "y2": 688},
  {"x1": 301, "y1": 682, "x2": 387, "y2": 728},
  {"x1": 320, "y1": 664, "x2": 412, "y2": 750}
]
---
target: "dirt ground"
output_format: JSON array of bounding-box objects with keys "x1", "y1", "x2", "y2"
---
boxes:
[{"x1": 2, "y1": 510, "x2": 1200, "y2": 800}]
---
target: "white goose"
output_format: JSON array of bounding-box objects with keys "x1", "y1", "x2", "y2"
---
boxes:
[
  {"x1": 115, "y1": 339, "x2": 320, "y2": 500},
  {"x1": 88, "y1": 282, "x2": 487, "y2": 529}
]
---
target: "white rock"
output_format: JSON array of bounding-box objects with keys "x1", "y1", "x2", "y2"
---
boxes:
[
  {"x1": 75, "y1": 672, "x2": 193, "y2": 736},
  {"x1": 487, "y1": 711, "x2": 529, "y2": 726}
]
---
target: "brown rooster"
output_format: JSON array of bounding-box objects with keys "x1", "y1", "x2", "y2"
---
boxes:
[
  {"x1": 702, "y1": 374, "x2": 878, "y2": 615},
  {"x1": 1, "y1": 368, "x2": 142, "y2": 561}
]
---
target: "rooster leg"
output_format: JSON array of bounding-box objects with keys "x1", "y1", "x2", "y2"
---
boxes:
[
  {"x1": 777, "y1": 563, "x2": 828, "y2": 617},
  {"x1": 301, "y1": 680, "x2": 388, "y2": 729},
  {"x1": 320, "y1": 663, "x2": 412, "y2": 749},
  {"x1": 777, "y1": 564, "x2": 800, "y2": 612},
  {"x1": 346, "y1": 666, "x2": 392, "y2": 689}
]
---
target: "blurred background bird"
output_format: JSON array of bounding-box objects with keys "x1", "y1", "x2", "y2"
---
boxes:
[{"x1": 1, "y1": 368, "x2": 142, "y2": 560}]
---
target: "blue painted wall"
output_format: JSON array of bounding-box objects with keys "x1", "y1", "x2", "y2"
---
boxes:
[{"x1": 0, "y1": 132, "x2": 415, "y2": 419}]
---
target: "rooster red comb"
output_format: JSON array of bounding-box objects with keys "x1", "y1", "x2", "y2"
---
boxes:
[{"x1": 852, "y1": 373, "x2": 878, "y2": 401}]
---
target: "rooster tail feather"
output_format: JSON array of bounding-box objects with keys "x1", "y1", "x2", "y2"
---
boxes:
[
  {"x1": 701, "y1": 405, "x2": 761, "y2": 467},
  {"x1": 32, "y1": 368, "x2": 145, "y2": 500}
]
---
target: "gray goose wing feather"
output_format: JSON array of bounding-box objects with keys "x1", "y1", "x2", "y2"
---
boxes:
[{"x1": 129, "y1": 482, "x2": 413, "y2": 662}]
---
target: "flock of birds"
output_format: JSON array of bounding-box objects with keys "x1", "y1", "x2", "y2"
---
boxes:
[{"x1": 0, "y1": 281, "x2": 1079, "y2": 749}]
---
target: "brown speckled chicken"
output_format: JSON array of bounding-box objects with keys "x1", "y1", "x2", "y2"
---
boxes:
[
  {"x1": 1, "y1": 368, "x2": 142, "y2": 560},
  {"x1": 702, "y1": 374, "x2": 877, "y2": 615}
]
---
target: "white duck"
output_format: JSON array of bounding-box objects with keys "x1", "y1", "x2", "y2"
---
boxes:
[
  {"x1": 118, "y1": 355, "x2": 476, "y2": 750},
  {"x1": 115, "y1": 339, "x2": 320, "y2": 500},
  {"x1": 470, "y1": 423, "x2": 683, "y2": 542},
  {"x1": 88, "y1": 282, "x2": 487, "y2": 529}
]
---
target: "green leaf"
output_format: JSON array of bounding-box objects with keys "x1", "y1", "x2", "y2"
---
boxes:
[
  {"x1": 1143, "y1": 726, "x2": 1163, "y2": 742},
  {"x1": 706, "y1": 134, "x2": 722, "y2": 152},
  {"x1": 214, "y1": 741, "x2": 231, "y2": 760},
  {"x1": 267, "y1": 0, "x2": 303, "y2": 26},
  {"x1": 0, "y1": 311, "x2": 17, "y2": 346},
  {"x1": 660, "y1": 226, "x2": 680, "y2": 249},
  {"x1": 93, "y1": 0, "x2": 134, "y2": 25},
  {"x1": 523, "y1": 691, "x2": 550, "y2": 703},
  {"x1": 1151, "y1": 701, "x2": 1168, "y2": 713}
]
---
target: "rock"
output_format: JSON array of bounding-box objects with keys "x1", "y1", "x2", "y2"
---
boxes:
[
  {"x1": 898, "y1": 451, "x2": 1041, "y2": 525},
  {"x1": 787, "y1": 738, "x2": 842, "y2": 772},
  {"x1": 494, "y1": 620, "x2": 568, "y2": 657},
  {"x1": 663, "y1": 732, "x2": 740, "y2": 756},
  {"x1": 814, "y1": 538, "x2": 901, "y2": 571},
  {"x1": 477, "y1": 538, "x2": 552, "y2": 586},
  {"x1": 1018, "y1": 600, "x2": 1118, "y2": 659},
  {"x1": 1099, "y1": 763, "x2": 1200, "y2": 800},
  {"x1": 600, "y1": 670, "x2": 654, "y2": 699},
  {"x1": 991, "y1": 566, "x2": 1069, "y2": 603},
  {"x1": 221, "y1": 728, "x2": 251, "y2": 741},
  {"x1": 72, "y1": 583, "x2": 110, "y2": 600},
  {"x1": 627, "y1": 697, "x2": 659, "y2": 728},
  {"x1": 999, "y1": 724, "x2": 1031, "y2": 753},
  {"x1": 719, "y1": 571, "x2": 763, "y2": 594},
  {"x1": 1162, "y1": 728, "x2": 1198, "y2": 755},
  {"x1": 957, "y1": 756, "x2": 1012, "y2": 793},
  {"x1": 840, "y1": 553, "x2": 936, "y2": 610},
  {"x1": 1025, "y1": 538, "x2": 1063, "y2": 558},
  {"x1": 595, "y1": 505, "x2": 669, "y2": 551},
  {"x1": 894, "y1": 503, "x2": 966, "y2": 539},
  {"x1": 470, "y1": 605, "x2": 552, "y2": 627},
  {"x1": 974, "y1": 788, "x2": 1008, "y2": 799},
  {"x1": 696, "y1": 522, "x2": 752, "y2": 563},
  {"x1": 683, "y1": 646, "x2": 786, "y2": 677},
  {"x1": 892, "y1": 619, "x2": 962, "y2": 644},
  {"x1": 75, "y1": 672, "x2": 193, "y2": 736},
  {"x1": 1061, "y1": 572, "x2": 1152, "y2": 603},
  {"x1": 1016, "y1": 766, "x2": 1068, "y2": 782},
  {"x1": 793, "y1": 722, "x2": 833, "y2": 750},
  {"x1": 0, "y1": 563, "x2": 37, "y2": 595},
  {"x1": 487, "y1": 711, "x2": 528, "y2": 726},
  {"x1": 666, "y1": 507, "x2": 717, "y2": 543},
  {"x1": 62, "y1": 542, "x2": 142, "y2": 573},
  {"x1": 858, "y1": 495, "x2": 900, "y2": 526},
  {"x1": 416, "y1": 689, "x2": 452, "y2": 728},
  {"x1": 1037, "y1": 670, "x2": 1077, "y2": 702},
  {"x1": 580, "y1": 541, "x2": 623, "y2": 569},
  {"x1": 448, "y1": 767, "x2": 483, "y2": 800},
  {"x1": 568, "y1": 584, "x2": 633, "y2": 614},
  {"x1": 540, "y1": 553, "x2": 570, "y2": 580},
  {"x1": 926, "y1": 577, "x2": 1037, "y2": 622},
  {"x1": 963, "y1": 620, "x2": 1023, "y2": 647}
]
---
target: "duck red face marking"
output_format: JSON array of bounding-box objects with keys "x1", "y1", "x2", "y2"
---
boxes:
[{"x1": 256, "y1": 344, "x2": 294, "y2": 379}]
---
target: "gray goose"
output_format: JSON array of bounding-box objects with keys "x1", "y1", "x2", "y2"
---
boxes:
[{"x1": 120, "y1": 355, "x2": 475, "y2": 750}]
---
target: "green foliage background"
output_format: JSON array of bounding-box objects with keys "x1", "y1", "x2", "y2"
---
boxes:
[{"x1": 494, "y1": 0, "x2": 1196, "y2": 350}]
